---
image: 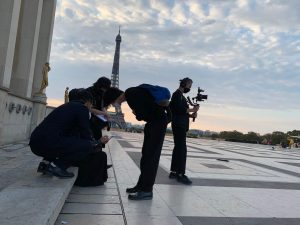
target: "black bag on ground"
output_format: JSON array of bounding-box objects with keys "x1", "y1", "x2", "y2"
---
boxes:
[{"x1": 74, "y1": 151, "x2": 108, "y2": 187}]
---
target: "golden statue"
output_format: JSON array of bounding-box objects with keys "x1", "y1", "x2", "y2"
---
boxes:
[
  {"x1": 39, "y1": 62, "x2": 51, "y2": 93},
  {"x1": 64, "y1": 87, "x2": 69, "y2": 103}
]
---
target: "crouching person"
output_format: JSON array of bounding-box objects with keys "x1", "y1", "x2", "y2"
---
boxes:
[{"x1": 29, "y1": 90, "x2": 109, "y2": 186}]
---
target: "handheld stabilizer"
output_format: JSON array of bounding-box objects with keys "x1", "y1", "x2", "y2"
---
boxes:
[{"x1": 187, "y1": 87, "x2": 207, "y2": 122}]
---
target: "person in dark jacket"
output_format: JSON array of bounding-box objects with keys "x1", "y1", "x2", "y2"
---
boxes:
[
  {"x1": 169, "y1": 77, "x2": 199, "y2": 184},
  {"x1": 29, "y1": 90, "x2": 109, "y2": 179},
  {"x1": 86, "y1": 77, "x2": 111, "y2": 139},
  {"x1": 103, "y1": 86, "x2": 170, "y2": 200}
]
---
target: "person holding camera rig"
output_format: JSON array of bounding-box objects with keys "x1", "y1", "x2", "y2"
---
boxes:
[{"x1": 169, "y1": 77, "x2": 199, "y2": 185}]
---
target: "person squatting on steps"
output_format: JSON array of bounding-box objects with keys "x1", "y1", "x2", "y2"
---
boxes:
[{"x1": 29, "y1": 89, "x2": 110, "y2": 186}]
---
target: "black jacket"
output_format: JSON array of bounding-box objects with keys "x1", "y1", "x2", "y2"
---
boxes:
[
  {"x1": 170, "y1": 89, "x2": 190, "y2": 130},
  {"x1": 86, "y1": 86, "x2": 104, "y2": 110},
  {"x1": 30, "y1": 101, "x2": 93, "y2": 146},
  {"x1": 125, "y1": 87, "x2": 168, "y2": 123}
]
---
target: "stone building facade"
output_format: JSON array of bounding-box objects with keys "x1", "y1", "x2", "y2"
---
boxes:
[{"x1": 0, "y1": 0, "x2": 56, "y2": 145}]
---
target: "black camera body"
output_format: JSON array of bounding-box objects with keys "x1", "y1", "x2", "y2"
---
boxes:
[
  {"x1": 187, "y1": 87, "x2": 207, "y2": 106},
  {"x1": 195, "y1": 87, "x2": 207, "y2": 102}
]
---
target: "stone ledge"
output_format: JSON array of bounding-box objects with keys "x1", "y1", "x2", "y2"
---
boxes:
[{"x1": 0, "y1": 166, "x2": 78, "y2": 225}]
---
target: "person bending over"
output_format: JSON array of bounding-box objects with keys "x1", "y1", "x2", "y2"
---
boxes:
[{"x1": 103, "y1": 85, "x2": 171, "y2": 200}]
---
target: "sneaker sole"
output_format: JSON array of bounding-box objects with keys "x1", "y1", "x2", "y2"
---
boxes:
[{"x1": 128, "y1": 196, "x2": 153, "y2": 200}]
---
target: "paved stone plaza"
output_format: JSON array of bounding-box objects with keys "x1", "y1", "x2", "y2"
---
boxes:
[{"x1": 55, "y1": 131, "x2": 300, "y2": 225}]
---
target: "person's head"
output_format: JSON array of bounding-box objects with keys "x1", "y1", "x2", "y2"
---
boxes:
[
  {"x1": 77, "y1": 89, "x2": 94, "y2": 109},
  {"x1": 179, "y1": 77, "x2": 193, "y2": 93},
  {"x1": 68, "y1": 88, "x2": 84, "y2": 101},
  {"x1": 93, "y1": 77, "x2": 111, "y2": 92},
  {"x1": 103, "y1": 87, "x2": 125, "y2": 108}
]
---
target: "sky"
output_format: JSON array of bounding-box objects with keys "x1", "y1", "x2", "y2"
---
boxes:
[{"x1": 47, "y1": 0, "x2": 300, "y2": 135}]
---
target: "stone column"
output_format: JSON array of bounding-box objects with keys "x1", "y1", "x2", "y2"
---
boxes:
[
  {"x1": 0, "y1": 0, "x2": 22, "y2": 145},
  {"x1": 31, "y1": 0, "x2": 57, "y2": 131},
  {"x1": 32, "y1": 0, "x2": 57, "y2": 96},
  {"x1": 9, "y1": 0, "x2": 43, "y2": 98},
  {"x1": 0, "y1": 0, "x2": 21, "y2": 88}
]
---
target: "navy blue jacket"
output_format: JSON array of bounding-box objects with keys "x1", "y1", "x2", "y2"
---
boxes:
[{"x1": 30, "y1": 101, "x2": 93, "y2": 149}]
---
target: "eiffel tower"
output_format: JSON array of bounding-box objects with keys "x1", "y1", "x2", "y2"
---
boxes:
[{"x1": 109, "y1": 28, "x2": 127, "y2": 129}]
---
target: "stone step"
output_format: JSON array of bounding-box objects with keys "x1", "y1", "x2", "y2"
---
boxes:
[{"x1": 0, "y1": 144, "x2": 78, "y2": 225}]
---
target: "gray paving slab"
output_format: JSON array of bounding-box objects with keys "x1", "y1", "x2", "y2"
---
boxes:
[
  {"x1": 55, "y1": 214, "x2": 124, "y2": 225},
  {"x1": 61, "y1": 203, "x2": 122, "y2": 215},
  {"x1": 67, "y1": 193, "x2": 120, "y2": 204},
  {"x1": 71, "y1": 186, "x2": 119, "y2": 195},
  {"x1": 178, "y1": 216, "x2": 300, "y2": 225}
]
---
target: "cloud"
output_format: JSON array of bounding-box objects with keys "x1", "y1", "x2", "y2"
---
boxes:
[{"x1": 47, "y1": 0, "x2": 300, "y2": 133}]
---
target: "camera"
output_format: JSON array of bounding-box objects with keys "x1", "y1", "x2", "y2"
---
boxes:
[
  {"x1": 187, "y1": 87, "x2": 207, "y2": 106},
  {"x1": 195, "y1": 87, "x2": 207, "y2": 102}
]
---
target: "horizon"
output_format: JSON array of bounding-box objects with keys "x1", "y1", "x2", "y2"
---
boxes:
[{"x1": 46, "y1": 0, "x2": 300, "y2": 134}]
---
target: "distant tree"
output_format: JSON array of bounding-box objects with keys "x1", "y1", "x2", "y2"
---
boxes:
[
  {"x1": 219, "y1": 130, "x2": 243, "y2": 141},
  {"x1": 211, "y1": 133, "x2": 219, "y2": 140},
  {"x1": 271, "y1": 131, "x2": 287, "y2": 145},
  {"x1": 287, "y1": 130, "x2": 300, "y2": 136},
  {"x1": 245, "y1": 132, "x2": 261, "y2": 143}
]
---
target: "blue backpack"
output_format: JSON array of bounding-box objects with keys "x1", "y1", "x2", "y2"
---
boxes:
[{"x1": 138, "y1": 84, "x2": 171, "y2": 106}]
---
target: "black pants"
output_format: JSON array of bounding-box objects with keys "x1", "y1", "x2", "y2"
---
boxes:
[
  {"x1": 30, "y1": 136, "x2": 92, "y2": 169},
  {"x1": 136, "y1": 120, "x2": 167, "y2": 192},
  {"x1": 170, "y1": 125, "x2": 187, "y2": 174}
]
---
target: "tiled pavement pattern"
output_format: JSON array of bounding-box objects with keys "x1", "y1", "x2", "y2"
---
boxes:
[{"x1": 56, "y1": 131, "x2": 300, "y2": 225}]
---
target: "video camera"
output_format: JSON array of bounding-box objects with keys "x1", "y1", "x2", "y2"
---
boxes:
[{"x1": 187, "y1": 87, "x2": 207, "y2": 122}]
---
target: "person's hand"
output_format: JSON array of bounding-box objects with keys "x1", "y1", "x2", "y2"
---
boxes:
[
  {"x1": 191, "y1": 105, "x2": 199, "y2": 112},
  {"x1": 100, "y1": 135, "x2": 109, "y2": 144},
  {"x1": 191, "y1": 112, "x2": 197, "y2": 119},
  {"x1": 132, "y1": 110, "x2": 136, "y2": 115}
]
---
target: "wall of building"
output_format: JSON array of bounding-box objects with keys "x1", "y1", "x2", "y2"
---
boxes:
[
  {"x1": 0, "y1": 90, "x2": 33, "y2": 145},
  {"x1": 0, "y1": 0, "x2": 57, "y2": 146}
]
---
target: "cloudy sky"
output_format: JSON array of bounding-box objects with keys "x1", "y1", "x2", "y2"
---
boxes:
[{"x1": 47, "y1": 0, "x2": 300, "y2": 135}]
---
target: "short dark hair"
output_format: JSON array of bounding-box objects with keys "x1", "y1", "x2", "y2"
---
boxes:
[
  {"x1": 93, "y1": 77, "x2": 111, "y2": 90},
  {"x1": 179, "y1": 77, "x2": 193, "y2": 87},
  {"x1": 69, "y1": 88, "x2": 84, "y2": 101},
  {"x1": 69, "y1": 88, "x2": 93, "y2": 103},
  {"x1": 77, "y1": 89, "x2": 94, "y2": 103},
  {"x1": 103, "y1": 87, "x2": 124, "y2": 107}
]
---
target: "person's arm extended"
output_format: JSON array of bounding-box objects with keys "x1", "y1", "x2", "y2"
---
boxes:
[{"x1": 90, "y1": 108, "x2": 107, "y2": 116}]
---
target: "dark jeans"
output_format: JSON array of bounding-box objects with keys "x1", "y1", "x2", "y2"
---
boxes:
[
  {"x1": 170, "y1": 125, "x2": 187, "y2": 174},
  {"x1": 136, "y1": 120, "x2": 167, "y2": 192}
]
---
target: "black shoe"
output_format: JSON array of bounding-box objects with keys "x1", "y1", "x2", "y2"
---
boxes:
[
  {"x1": 177, "y1": 174, "x2": 192, "y2": 185},
  {"x1": 46, "y1": 164, "x2": 74, "y2": 178},
  {"x1": 128, "y1": 191, "x2": 153, "y2": 200},
  {"x1": 106, "y1": 164, "x2": 113, "y2": 169},
  {"x1": 126, "y1": 186, "x2": 140, "y2": 193},
  {"x1": 37, "y1": 162, "x2": 50, "y2": 174},
  {"x1": 169, "y1": 171, "x2": 178, "y2": 179}
]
